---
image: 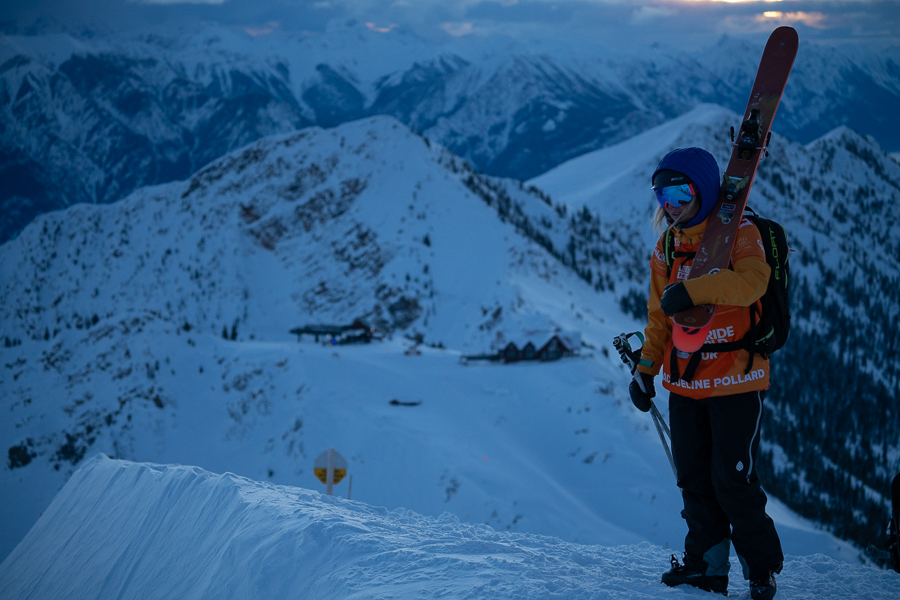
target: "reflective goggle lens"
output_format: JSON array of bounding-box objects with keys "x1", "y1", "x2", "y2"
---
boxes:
[{"x1": 654, "y1": 183, "x2": 695, "y2": 207}]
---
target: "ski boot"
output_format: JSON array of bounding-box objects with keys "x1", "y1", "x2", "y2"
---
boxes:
[
  {"x1": 661, "y1": 554, "x2": 728, "y2": 595},
  {"x1": 866, "y1": 516, "x2": 900, "y2": 573},
  {"x1": 749, "y1": 570, "x2": 777, "y2": 600},
  {"x1": 894, "y1": 533, "x2": 900, "y2": 574},
  {"x1": 893, "y1": 473, "x2": 900, "y2": 574}
]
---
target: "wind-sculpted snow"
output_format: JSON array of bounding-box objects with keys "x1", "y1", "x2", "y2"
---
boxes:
[{"x1": 2, "y1": 456, "x2": 898, "y2": 600}]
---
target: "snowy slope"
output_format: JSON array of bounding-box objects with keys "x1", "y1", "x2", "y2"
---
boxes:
[
  {"x1": 0, "y1": 116, "x2": 858, "y2": 565},
  {"x1": 527, "y1": 103, "x2": 731, "y2": 245},
  {"x1": 2, "y1": 456, "x2": 898, "y2": 600}
]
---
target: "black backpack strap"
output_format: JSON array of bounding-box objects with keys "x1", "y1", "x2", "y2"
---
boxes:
[
  {"x1": 669, "y1": 346, "x2": 681, "y2": 383},
  {"x1": 664, "y1": 230, "x2": 674, "y2": 278},
  {"x1": 681, "y1": 350, "x2": 704, "y2": 383},
  {"x1": 746, "y1": 304, "x2": 758, "y2": 374},
  {"x1": 669, "y1": 346, "x2": 706, "y2": 384}
]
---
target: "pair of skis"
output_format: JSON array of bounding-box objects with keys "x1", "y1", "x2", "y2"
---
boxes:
[{"x1": 672, "y1": 26, "x2": 799, "y2": 352}]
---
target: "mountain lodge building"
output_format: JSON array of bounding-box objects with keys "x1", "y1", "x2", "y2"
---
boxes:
[{"x1": 290, "y1": 319, "x2": 375, "y2": 344}]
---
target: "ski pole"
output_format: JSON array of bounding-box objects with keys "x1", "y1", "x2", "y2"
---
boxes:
[
  {"x1": 650, "y1": 403, "x2": 671, "y2": 440},
  {"x1": 613, "y1": 332, "x2": 677, "y2": 479},
  {"x1": 649, "y1": 403, "x2": 676, "y2": 477}
]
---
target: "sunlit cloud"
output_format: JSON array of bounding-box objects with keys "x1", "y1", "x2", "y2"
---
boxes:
[
  {"x1": 8, "y1": 0, "x2": 897, "y2": 53},
  {"x1": 442, "y1": 22, "x2": 474, "y2": 37},
  {"x1": 365, "y1": 22, "x2": 399, "y2": 33},
  {"x1": 757, "y1": 10, "x2": 830, "y2": 29}
]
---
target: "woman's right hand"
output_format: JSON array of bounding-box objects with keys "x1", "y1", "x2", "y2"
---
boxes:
[{"x1": 629, "y1": 372, "x2": 656, "y2": 412}]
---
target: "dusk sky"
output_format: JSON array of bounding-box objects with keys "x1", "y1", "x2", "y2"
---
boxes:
[{"x1": 2, "y1": 1, "x2": 899, "y2": 52}]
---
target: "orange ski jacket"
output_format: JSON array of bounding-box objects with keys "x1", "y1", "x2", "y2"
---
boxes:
[{"x1": 638, "y1": 217, "x2": 772, "y2": 398}]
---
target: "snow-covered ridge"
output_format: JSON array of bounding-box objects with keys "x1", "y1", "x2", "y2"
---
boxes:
[
  {"x1": 0, "y1": 114, "x2": 632, "y2": 351},
  {"x1": 2, "y1": 455, "x2": 898, "y2": 600}
]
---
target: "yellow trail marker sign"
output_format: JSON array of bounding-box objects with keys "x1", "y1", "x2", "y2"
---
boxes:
[
  {"x1": 313, "y1": 467, "x2": 347, "y2": 485},
  {"x1": 314, "y1": 448, "x2": 347, "y2": 495}
]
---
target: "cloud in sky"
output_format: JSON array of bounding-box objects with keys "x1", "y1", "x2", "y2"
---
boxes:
[
  {"x1": 1, "y1": 0, "x2": 898, "y2": 50},
  {"x1": 441, "y1": 21, "x2": 475, "y2": 36},
  {"x1": 365, "y1": 21, "x2": 399, "y2": 33},
  {"x1": 631, "y1": 5, "x2": 678, "y2": 23},
  {"x1": 244, "y1": 19, "x2": 281, "y2": 36}
]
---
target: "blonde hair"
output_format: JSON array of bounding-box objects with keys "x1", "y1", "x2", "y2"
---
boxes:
[
  {"x1": 652, "y1": 196, "x2": 702, "y2": 234},
  {"x1": 652, "y1": 206, "x2": 668, "y2": 234}
]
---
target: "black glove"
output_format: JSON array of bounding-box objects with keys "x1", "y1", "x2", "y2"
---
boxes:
[
  {"x1": 629, "y1": 372, "x2": 655, "y2": 412},
  {"x1": 660, "y1": 281, "x2": 694, "y2": 317}
]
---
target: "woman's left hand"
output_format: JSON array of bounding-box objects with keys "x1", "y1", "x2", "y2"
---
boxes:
[{"x1": 660, "y1": 282, "x2": 695, "y2": 316}]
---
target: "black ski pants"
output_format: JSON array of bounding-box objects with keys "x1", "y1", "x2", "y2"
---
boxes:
[{"x1": 669, "y1": 389, "x2": 783, "y2": 580}]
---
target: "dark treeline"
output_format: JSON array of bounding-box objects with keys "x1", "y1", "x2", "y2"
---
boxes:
[{"x1": 759, "y1": 270, "x2": 899, "y2": 552}]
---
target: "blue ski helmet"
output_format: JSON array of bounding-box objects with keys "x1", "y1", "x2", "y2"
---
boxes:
[{"x1": 652, "y1": 148, "x2": 720, "y2": 228}]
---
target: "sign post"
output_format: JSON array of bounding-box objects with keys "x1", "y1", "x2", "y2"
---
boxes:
[{"x1": 314, "y1": 448, "x2": 347, "y2": 496}]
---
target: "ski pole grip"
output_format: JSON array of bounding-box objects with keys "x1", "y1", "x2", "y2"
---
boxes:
[{"x1": 613, "y1": 332, "x2": 644, "y2": 372}]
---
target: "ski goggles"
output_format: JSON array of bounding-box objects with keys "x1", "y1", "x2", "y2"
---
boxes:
[{"x1": 654, "y1": 183, "x2": 696, "y2": 208}]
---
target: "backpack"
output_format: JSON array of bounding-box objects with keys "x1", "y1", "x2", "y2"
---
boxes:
[
  {"x1": 663, "y1": 206, "x2": 791, "y2": 360},
  {"x1": 744, "y1": 207, "x2": 791, "y2": 355}
]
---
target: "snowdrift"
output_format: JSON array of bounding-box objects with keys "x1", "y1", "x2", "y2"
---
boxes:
[{"x1": 1, "y1": 455, "x2": 897, "y2": 600}]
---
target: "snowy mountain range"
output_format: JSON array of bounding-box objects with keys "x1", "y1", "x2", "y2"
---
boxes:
[
  {"x1": 2, "y1": 101, "x2": 898, "y2": 569},
  {"x1": 3, "y1": 455, "x2": 899, "y2": 599},
  {"x1": 2, "y1": 21, "x2": 900, "y2": 243}
]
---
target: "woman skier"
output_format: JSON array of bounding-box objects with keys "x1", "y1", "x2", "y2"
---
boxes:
[{"x1": 629, "y1": 147, "x2": 784, "y2": 599}]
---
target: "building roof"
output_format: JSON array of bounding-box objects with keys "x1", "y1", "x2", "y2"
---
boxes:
[{"x1": 492, "y1": 330, "x2": 581, "y2": 353}]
